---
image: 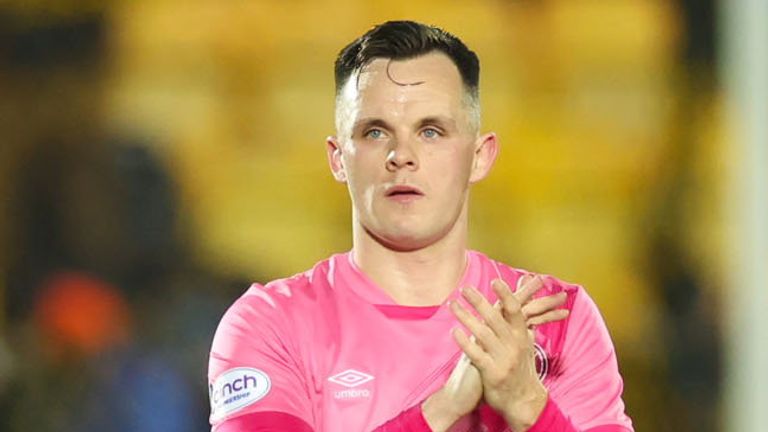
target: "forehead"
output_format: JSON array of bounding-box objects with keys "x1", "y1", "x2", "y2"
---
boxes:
[{"x1": 338, "y1": 52, "x2": 465, "y2": 119}]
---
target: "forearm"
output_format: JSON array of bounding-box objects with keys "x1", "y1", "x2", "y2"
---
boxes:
[
  {"x1": 525, "y1": 396, "x2": 579, "y2": 432},
  {"x1": 372, "y1": 394, "x2": 632, "y2": 432},
  {"x1": 525, "y1": 396, "x2": 630, "y2": 432},
  {"x1": 370, "y1": 403, "x2": 433, "y2": 432},
  {"x1": 214, "y1": 408, "x2": 433, "y2": 432}
]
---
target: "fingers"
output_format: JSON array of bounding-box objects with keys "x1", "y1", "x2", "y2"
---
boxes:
[
  {"x1": 516, "y1": 273, "x2": 534, "y2": 292},
  {"x1": 510, "y1": 275, "x2": 571, "y2": 328},
  {"x1": 450, "y1": 298, "x2": 499, "y2": 354},
  {"x1": 452, "y1": 327, "x2": 492, "y2": 370},
  {"x1": 492, "y1": 279, "x2": 527, "y2": 329},
  {"x1": 513, "y1": 275, "x2": 545, "y2": 304},
  {"x1": 493, "y1": 278, "x2": 517, "y2": 313},
  {"x1": 460, "y1": 286, "x2": 511, "y2": 340},
  {"x1": 527, "y1": 309, "x2": 569, "y2": 326},
  {"x1": 450, "y1": 277, "x2": 570, "y2": 369},
  {"x1": 521, "y1": 292, "x2": 566, "y2": 317}
]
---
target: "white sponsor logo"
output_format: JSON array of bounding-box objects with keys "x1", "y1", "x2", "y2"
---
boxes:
[
  {"x1": 209, "y1": 368, "x2": 271, "y2": 421},
  {"x1": 328, "y1": 369, "x2": 374, "y2": 400},
  {"x1": 328, "y1": 369, "x2": 374, "y2": 388}
]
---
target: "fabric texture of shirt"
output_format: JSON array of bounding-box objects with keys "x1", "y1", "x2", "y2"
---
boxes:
[{"x1": 207, "y1": 250, "x2": 633, "y2": 431}]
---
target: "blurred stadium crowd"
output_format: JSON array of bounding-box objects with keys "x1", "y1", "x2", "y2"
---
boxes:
[{"x1": 0, "y1": 1, "x2": 725, "y2": 431}]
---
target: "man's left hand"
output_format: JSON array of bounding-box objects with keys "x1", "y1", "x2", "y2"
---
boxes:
[{"x1": 449, "y1": 277, "x2": 551, "y2": 431}]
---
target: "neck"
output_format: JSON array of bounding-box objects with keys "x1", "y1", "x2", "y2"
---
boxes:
[{"x1": 351, "y1": 205, "x2": 469, "y2": 306}]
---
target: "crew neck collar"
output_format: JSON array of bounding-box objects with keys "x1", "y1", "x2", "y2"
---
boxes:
[{"x1": 332, "y1": 250, "x2": 485, "y2": 320}]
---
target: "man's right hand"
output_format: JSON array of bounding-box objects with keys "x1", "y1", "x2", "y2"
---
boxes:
[
  {"x1": 421, "y1": 275, "x2": 569, "y2": 432},
  {"x1": 421, "y1": 345, "x2": 483, "y2": 431}
]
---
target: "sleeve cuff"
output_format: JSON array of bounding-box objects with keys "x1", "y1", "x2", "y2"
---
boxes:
[
  {"x1": 407, "y1": 404, "x2": 434, "y2": 432},
  {"x1": 527, "y1": 396, "x2": 576, "y2": 432},
  {"x1": 372, "y1": 403, "x2": 433, "y2": 432}
]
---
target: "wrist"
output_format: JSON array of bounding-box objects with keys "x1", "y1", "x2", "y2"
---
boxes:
[
  {"x1": 502, "y1": 385, "x2": 549, "y2": 432},
  {"x1": 421, "y1": 388, "x2": 464, "y2": 432}
]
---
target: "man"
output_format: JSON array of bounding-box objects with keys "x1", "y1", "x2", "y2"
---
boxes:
[{"x1": 208, "y1": 21, "x2": 633, "y2": 432}]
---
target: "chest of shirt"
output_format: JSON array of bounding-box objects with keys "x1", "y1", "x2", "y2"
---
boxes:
[{"x1": 295, "y1": 294, "x2": 561, "y2": 431}]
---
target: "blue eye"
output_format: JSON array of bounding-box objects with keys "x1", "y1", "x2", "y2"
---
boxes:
[
  {"x1": 422, "y1": 128, "x2": 439, "y2": 139},
  {"x1": 366, "y1": 129, "x2": 384, "y2": 139}
]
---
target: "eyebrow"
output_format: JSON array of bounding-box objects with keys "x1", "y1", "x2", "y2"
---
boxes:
[
  {"x1": 353, "y1": 115, "x2": 458, "y2": 133},
  {"x1": 353, "y1": 118, "x2": 393, "y2": 132},
  {"x1": 417, "y1": 116, "x2": 457, "y2": 130}
]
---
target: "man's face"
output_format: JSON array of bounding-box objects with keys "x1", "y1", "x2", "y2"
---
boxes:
[{"x1": 328, "y1": 52, "x2": 497, "y2": 251}]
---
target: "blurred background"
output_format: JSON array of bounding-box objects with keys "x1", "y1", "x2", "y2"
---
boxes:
[{"x1": 1, "y1": 0, "x2": 765, "y2": 431}]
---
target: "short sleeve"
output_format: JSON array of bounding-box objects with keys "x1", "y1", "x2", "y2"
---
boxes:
[
  {"x1": 548, "y1": 287, "x2": 633, "y2": 431},
  {"x1": 207, "y1": 284, "x2": 314, "y2": 430}
]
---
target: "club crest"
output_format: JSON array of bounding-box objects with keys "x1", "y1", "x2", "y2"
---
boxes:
[{"x1": 533, "y1": 343, "x2": 549, "y2": 381}]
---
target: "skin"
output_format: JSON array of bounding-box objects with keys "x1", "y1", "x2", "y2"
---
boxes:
[
  {"x1": 326, "y1": 52, "x2": 569, "y2": 431},
  {"x1": 328, "y1": 52, "x2": 494, "y2": 306}
]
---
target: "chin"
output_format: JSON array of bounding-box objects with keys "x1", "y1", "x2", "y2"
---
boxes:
[{"x1": 367, "y1": 224, "x2": 442, "y2": 252}]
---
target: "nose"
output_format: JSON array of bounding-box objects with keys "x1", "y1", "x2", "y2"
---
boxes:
[{"x1": 385, "y1": 139, "x2": 419, "y2": 172}]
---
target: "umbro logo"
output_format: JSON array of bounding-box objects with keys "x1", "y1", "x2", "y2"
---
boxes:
[
  {"x1": 328, "y1": 369, "x2": 374, "y2": 388},
  {"x1": 328, "y1": 369, "x2": 374, "y2": 400}
]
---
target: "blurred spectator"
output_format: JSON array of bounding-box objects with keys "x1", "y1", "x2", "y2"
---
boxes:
[
  {"x1": 1, "y1": 12, "x2": 236, "y2": 430},
  {"x1": 34, "y1": 272, "x2": 131, "y2": 357}
]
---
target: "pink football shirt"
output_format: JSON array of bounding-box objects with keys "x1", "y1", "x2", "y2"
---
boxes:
[{"x1": 208, "y1": 251, "x2": 633, "y2": 431}]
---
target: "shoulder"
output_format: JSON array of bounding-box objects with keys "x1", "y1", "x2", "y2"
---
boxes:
[
  {"x1": 212, "y1": 256, "x2": 336, "y2": 344},
  {"x1": 207, "y1": 261, "x2": 337, "y2": 429},
  {"x1": 234, "y1": 256, "x2": 335, "y2": 312},
  {"x1": 484, "y1": 254, "x2": 584, "y2": 302}
]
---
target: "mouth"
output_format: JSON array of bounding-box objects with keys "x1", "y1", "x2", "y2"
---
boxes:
[
  {"x1": 385, "y1": 185, "x2": 424, "y2": 197},
  {"x1": 385, "y1": 185, "x2": 424, "y2": 202}
]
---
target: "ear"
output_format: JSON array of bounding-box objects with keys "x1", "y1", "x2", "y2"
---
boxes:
[
  {"x1": 469, "y1": 132, "x2": 499, "y2": 184},
  {"x1": 326, "y1": 136, "x2": 347, "y2": 183}
]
